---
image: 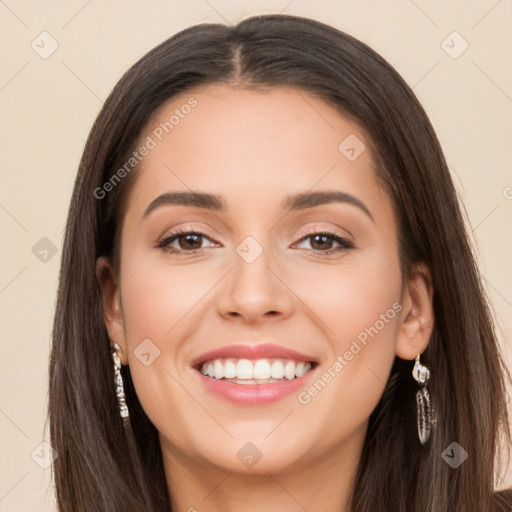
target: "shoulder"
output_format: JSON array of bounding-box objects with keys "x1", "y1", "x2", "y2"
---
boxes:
[{"x1": 493, "y1": 488, "x2": 512, "y2": 511}]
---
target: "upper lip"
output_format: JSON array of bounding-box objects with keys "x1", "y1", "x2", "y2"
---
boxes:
[{"x1": 191, "y1": 343, "x2": 318, "y2": 368}]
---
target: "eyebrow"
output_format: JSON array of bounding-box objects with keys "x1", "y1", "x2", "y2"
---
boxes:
[{"x1": 142, "y1": 190, "x2": 374, "y2": 222}]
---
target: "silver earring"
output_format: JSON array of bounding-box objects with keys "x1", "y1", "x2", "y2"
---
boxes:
[
  {"x1": 111, "y1": 343, "x2": 129, "y2": 419},
  {"x1": 412, "y1": 353, "x2": 432, "y2": 445}
]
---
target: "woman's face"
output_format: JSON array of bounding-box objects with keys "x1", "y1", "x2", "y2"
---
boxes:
[{"x1": 99, "y1": 84, "x2": 432, "y2": 477}]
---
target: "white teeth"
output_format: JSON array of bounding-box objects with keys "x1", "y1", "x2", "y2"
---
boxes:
[
  {"x1": 199, "y1": 357, "x2": 314, "y2": 381},
  {"x1": 223, "y1": 359, "x2": 237, "y2": 378},
  {"x1": 284, "y1": 360, "x2": 296, "y2": 380},
  {"x1": 214, "y1": 359, "x2": 223, "y2": 379},
  {"x1": 236, "y1": 359, "x2": 254, "y2": 379},
  {"x1": 270, "y1": 360, "x2": 285, "y2": 379},
  {"x1": 253, "y1": 359, "x2": 271, "y2": 379}
]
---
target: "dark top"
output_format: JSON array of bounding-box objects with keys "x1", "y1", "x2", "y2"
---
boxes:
[{"x1": 494, "y1": 488, "x2": 512, "y2": 511}]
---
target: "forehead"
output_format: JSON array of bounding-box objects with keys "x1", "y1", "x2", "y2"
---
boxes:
[{"x1": 125, "y1": 84, "x2": 391, "y2": 222}]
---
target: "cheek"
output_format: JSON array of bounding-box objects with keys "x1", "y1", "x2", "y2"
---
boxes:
[
  {"x1": 289, "y1": 256, "x2": 401, "y2": 430},
  {"x1": 118, "y1": 254, "x2": 220, "y2": 432},
  {"x1": 290, "y1": 250, "x2": 402, "y2": 353},
  {"x1": 120, "y1": 255, "x2": 216, "y2": 343}
]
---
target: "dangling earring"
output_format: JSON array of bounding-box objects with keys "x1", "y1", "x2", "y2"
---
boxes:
[
  {"x1": 109, "y1": 343, "x2": 150, "y2": 502},
  {"x1": 412, "y1": 353, "x2": 432, "y2": 445},
  {"x1": 111, "y1": 343, "x2": 129, "y2": 419}
]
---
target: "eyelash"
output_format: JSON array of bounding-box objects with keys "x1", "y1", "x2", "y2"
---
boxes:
[{"x1": 155, "y1": 227, "x2": 355, "y2": 256}]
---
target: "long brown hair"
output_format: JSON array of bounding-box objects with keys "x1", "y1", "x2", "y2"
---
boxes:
[{"x1": 48, "y1": 13, "x2": 511, "y2": 511}]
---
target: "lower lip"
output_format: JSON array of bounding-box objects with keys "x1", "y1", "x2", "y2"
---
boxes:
[{"x1": 194, "y1": 366, "x2": 317, "y2": 405}]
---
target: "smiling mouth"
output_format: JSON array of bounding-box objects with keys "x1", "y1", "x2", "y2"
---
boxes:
[{"x1": 195, "y1": 357, "x2": 318, "y2": 384}]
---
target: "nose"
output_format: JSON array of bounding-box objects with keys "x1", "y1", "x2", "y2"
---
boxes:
[{"x1": 216, "y1": 240, "x2": 294, "y2": 325}]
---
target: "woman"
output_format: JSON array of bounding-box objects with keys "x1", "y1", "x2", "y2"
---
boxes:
[{"x1": 48, "y1": 13, "x2": 511, "y2": 511}]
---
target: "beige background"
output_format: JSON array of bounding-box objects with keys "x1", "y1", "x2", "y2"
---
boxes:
[{"x1": 1, "y1": 1, "x2": 511, "y2": 510}]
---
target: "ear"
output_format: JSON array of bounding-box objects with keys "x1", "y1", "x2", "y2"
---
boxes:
[
  {"x1": 96, "y1": 256, "x2": 128, "y2": 365},
  {"x1": 395, "y1": 261, "x2": 435, "y2": 360}
]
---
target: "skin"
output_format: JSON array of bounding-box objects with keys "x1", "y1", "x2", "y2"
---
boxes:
[{"x1": 97, "y1": 84, "x2": 434, "y2": 512}]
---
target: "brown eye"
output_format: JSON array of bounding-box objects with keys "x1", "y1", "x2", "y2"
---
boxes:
[
  {"x1": 176, "y1": 233, "x2": 203, "y2": 250},
  {"x1": 156, "y1": 229, "x2": 218, "y2": 254},
  {"x1": 309, "y1": 234, "x2": 335, "y2": 251},
  {"x1": 294, "y1": 230, "x2": 354, "y2": 255}
]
